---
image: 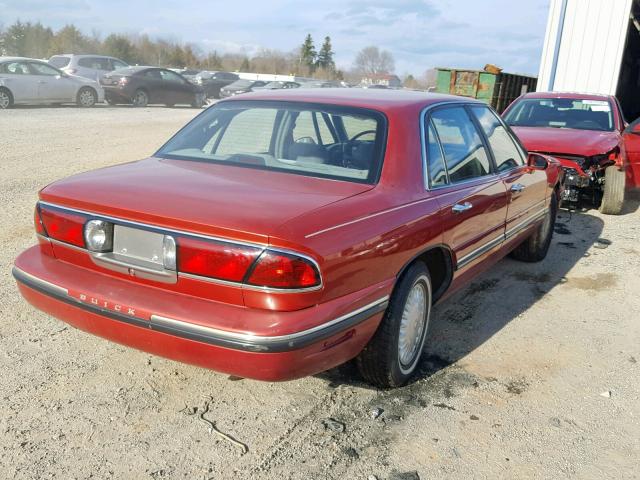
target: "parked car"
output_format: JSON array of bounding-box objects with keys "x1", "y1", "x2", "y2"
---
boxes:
[
  {"x1": 219, "y1": 79, "x2": 267, "y2": 98},
  {"x1": 503, "y1": 92, "x2": 640, "y2": 214},
  {"x1": 194, "y1": 71, "x2": 239, "y2": 99},
  {"x1": 100, "y1": 66, "x2": 206, "y2": 107},
  {"x1": 0, "y1": 56, "x2": 104, "y2": 109},
  {"x1": 13, "y1": 89, "x2": 562, "y2": 387},
  {"x1": 49, "y1": 54, "x2": 129, "y2": 82},
  {"x1": 253, "y1": 81, "x2": 300, "y2": 91}
]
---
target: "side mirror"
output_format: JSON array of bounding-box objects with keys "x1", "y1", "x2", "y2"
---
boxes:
[
  {"x1": 527, "y1": 153, "x2": 548, "y2": 170},
  {"x1": 58, "y1": 72, "x2": 69, "y2": 78}
]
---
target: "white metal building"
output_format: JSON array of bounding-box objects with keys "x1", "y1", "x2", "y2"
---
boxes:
[{"x1": 538, "y1": 0, "x2": 640, "y2": 119}]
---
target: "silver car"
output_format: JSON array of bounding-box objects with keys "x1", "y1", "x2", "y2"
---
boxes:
[
  {"x1": 0, "y1": 57, "x2": 105, "y2": 109},
  {"x1": 49, "y1": 54, "x2": 129, "y2": 82}
]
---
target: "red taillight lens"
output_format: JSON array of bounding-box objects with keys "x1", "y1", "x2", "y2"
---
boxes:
[
  {"x1": 247, "y1": 251, "x2": 320, "y2": 289},
  {"x1": 34, "y1": 206, "x2": 46, "y2": 236},
  {"x1": 177, "y1": 237, "x2": 261, "y2": 282},
  {"x1": 38, "y1": 205, "x2": 87, "y2": 247}
]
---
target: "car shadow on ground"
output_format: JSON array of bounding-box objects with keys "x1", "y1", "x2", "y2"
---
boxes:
[{"x1": 318, "y1": 210, "x2": 606, "y2": 390}]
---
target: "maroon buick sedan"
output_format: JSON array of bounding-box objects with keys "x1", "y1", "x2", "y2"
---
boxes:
[{"x1": 14, "y1": 89, "x2": 562, "y2": 387}]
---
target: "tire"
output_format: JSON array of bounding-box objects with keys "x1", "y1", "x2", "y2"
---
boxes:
[
  {"x1": 599, "y1": 165, "x2": 625, "y2": 215},
  {"x1": 0, "y1": 87, "x2": 14, "y2": 109},
  {"x1": 191, "y1": 93, "x2": 205, "y2": 108},
  {"x1": 76, "y1": 87, "x2": 97, "y2": 108},
  {"x1": 511, "y1": 193, "x2": 557, "y2": 262},
  {"x1": 132, "y1": 89, "x2": 149, "y2": 107},
  {"x1": 356, "y1": 262, "x2": 432, "y2": 388}
]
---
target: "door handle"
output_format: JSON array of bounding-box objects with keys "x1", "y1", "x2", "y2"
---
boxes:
[
  {"x1": 510, "y1": 183, "x2": 526, "y2": 193},
  {"x1": 452, "y1": 202, "x2": 473, "y2": 214}
]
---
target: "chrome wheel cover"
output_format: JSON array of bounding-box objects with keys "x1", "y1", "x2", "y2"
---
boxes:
[
  {"x1": 79, "y1": 89, "x2": 94, "y2": 106},
  {"x1": 134, "y1": 91, "x2": 147, "y2": 106},
  {"x1": 0, "y1": 91, "x2": 10, "y2": 109},
  {"x1": 398, "y1": 279, "x2": 428, "y2": 370}
]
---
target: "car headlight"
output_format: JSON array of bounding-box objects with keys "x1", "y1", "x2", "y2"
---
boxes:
[{"x1": 84, "y1": 220, "x2": 113, "y2": 252}]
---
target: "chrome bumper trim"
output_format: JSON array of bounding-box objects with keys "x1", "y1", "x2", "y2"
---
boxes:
[{"x1": 12, "y1": 266, "x2": 388, "y2": 353}]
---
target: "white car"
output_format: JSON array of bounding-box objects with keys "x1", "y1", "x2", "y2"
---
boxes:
[
  {"x1": 0, "y1": 57, "x2": 105, "y2": 109},
  {"x1": 49, "y1": 54, "x2": 129, "y2": 82}
]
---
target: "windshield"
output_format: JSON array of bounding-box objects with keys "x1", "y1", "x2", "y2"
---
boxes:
[
  {"x1": 504, "y1": 98, "x2": 614, "y2": 132},
  {"x1": 156, "y1": 101, "x2": 387, "y2": 184}
]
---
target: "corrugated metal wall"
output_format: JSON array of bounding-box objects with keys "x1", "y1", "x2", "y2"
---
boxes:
[{"x1": 538, "y1": 0, "x2": 632, "y2": 94}]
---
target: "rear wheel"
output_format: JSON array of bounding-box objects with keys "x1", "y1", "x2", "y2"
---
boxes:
[
  {"x1": 511, "y1": 193, "x2": 557, "y2": 262},
  {"x1": 76, "y1": 87, "x2": 97, "y2": 107},
  {"x1": 599, "y1": 165, "x2": 625, "y2": 215},
  {"x1": 0, "y1": 88, "x2": 14, "y2": 109},
  {"x1": 356, "y1": 262, "x2": 432, "y2": 388},
  {"x1": 132, "y1": 89, "x2": 149, "y2": 107}
]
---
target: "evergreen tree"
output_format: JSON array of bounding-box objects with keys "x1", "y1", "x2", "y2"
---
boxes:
[
  {"x1": 1, "y1": 21, "x2": 28, "y2": 56},
  {"x1": 299, "y1": 34, "x2": 317, "y2": 71},
  {"x1": 239, "y1": 57, "x2": 251, "y2": 72},
  {"x1": 316, "y1": 36, "x2": 335, "y2": 71},
  {"x1": 103, "y1": 34, "x2": 136, "y2": 64}
]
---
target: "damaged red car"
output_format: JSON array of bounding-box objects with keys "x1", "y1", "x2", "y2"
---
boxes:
[
  {"x1": 503, "y1": 92, "x2": 640, "y2": 214},
  {"x1": 13, "y1": 90, "x2": 563, "y2": 387}
]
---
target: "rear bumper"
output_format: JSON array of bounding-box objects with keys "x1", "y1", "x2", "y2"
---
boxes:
[{"x1": 13, "y1": 246, "x2": 389, "y2": 381}]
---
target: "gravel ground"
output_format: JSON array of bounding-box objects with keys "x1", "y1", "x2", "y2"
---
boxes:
[{"x1": 1, "y1": 106, "x2": 639, "y2": 480}]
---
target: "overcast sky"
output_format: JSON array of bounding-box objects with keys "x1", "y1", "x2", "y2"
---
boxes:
[{"x1": 1, "y1": 0, "x2": 551, "y2": 76}]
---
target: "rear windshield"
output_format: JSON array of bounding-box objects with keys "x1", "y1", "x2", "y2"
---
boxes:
[
  {"x1": 227, "y1": 80, "x2": 253, "y2": 88},
  {"x1": 156, "y1": 101, "x2": 387, "y2": 184},
  {"x1": 504, "y1": 98, "x2": 614, "y2": 132},
  {"x1": 49, "y1": 56, "x2": 70, "y2": 68}
]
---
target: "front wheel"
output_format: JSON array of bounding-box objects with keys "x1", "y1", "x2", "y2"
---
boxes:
[
  {"x1": 511, "y1": 193, "x2": 557, "y2": 262},
  {"x1": 76, "y1": 87, "x2": 97, "y2": 107},
  {"x1": 356, "y1": 262, "x2": 432, "y2": 388},
  {"x1": 599, "y1": 165, "x2": 625, "y2": 215},
  {"x1": 191, "y1": 93, "x2": 206, "y2": 108}
]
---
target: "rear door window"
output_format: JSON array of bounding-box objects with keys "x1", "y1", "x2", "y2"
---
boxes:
[
  {"x1": 470, "y1": 106, "x2": 526, "y2": 172},
  {"x1": 1, "y1": 62, "x2": 31, "y2": 74},
  {"x1": 430, "y1": 107, "x2": 492, "y2": 183},
  {"x1": 425, "y1": 122, "x2": 448, "y2": 187}
]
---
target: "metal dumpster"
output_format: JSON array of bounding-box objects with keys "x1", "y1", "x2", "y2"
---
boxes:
[{"x1": 435, "y1": 68, "x2": 537, "y2": 113}]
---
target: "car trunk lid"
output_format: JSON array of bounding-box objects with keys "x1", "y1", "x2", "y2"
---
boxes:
[{"x1": 39, "y1": 157, "x2": 374, "y2": 244}]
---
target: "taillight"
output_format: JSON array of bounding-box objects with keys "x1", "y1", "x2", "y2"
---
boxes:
[
  {"x1": 246, "y1": 251, "x2": 320, "y2": 289},
  {"x1": 177, "y1": 237, "x2": 262, "y2": 282},
  {"x1": 38, "y1": 205, "x2": 87, "y2": 248}
]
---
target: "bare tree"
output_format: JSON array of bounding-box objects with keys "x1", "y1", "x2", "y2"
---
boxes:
[{"x1": 353, "y1": 46, "x2": 395, "y2": 75}]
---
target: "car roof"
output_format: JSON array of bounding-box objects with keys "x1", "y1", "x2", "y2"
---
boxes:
[
  {"x1": 222, "y1": 88, "x2": 480, "y2": 111},
  {"x1": 50, "y1": 54, "x2": 118, "y2": 59},
  {"x1": 520, "y1": 91, "x2": 614, "y2": 101},
  {"x1": 0, "y1": 56, "x2": 43, "y2": 62}
]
